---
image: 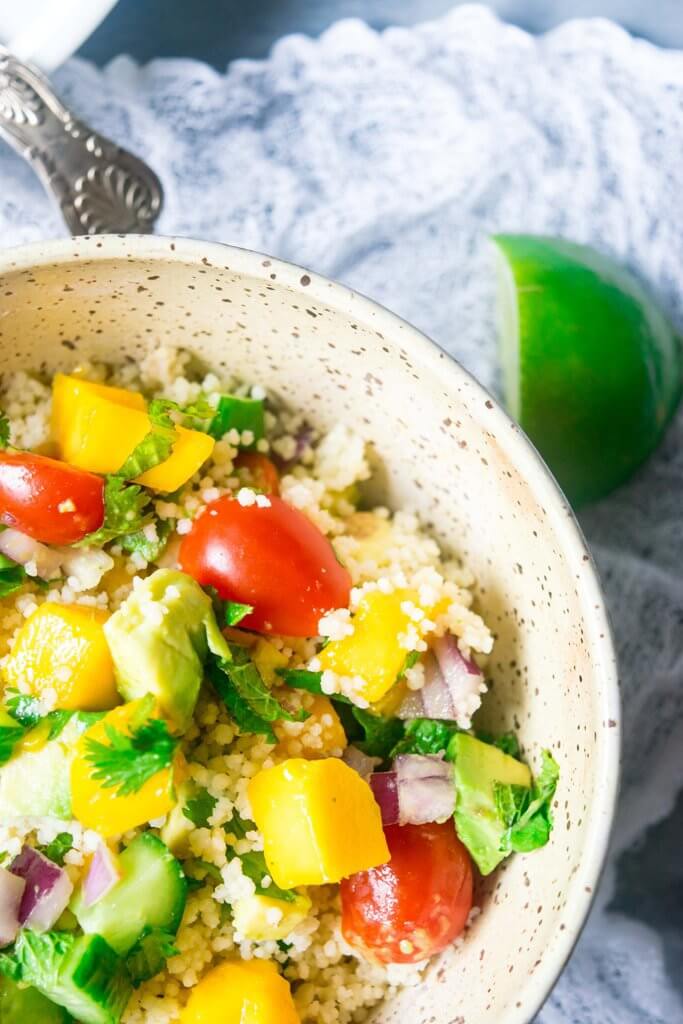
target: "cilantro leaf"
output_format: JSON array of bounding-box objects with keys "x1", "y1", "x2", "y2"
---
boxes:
[
  {"x1": 390, "y1": 718, "x2": 458, "y2": 759},
  {"x1": 225, "y1": 812, "x2": 253, "y2": 842},
  {"x1": 126, "y1": 927, "x2": 178, "y2": 985},
  {"x1": 183, "y1": 789, "x2": 217, "y2": 828},
  {"x1": 224, "y1": 601, "x2": 254, "y2": 627},
  {"x1": 4, "y1": 690, "x2": 43, "y2": 728},
  {"x1": 209, "y1": 395, "x2": 264, "y2": 444},
  {"x1": 495, "y1": 750, "x2": 560, "y2": 856},
  {"x1": 209, "y1": 647, "x2": 307, "y2": 742},
  {"x1": 83, "y1": 475, "x2": 152, "y2": 546},
  {"x1": 120, "y1": 518, "x2": 172, "y2": 563},
  {"x1": 84, "y1": 708, "x2": 179, "y2": 797},
  {"x1": 0, "y1": 554, "x2": 28, "y2": 598},
  {"x1": 41, "y1": 832, "x2": 73, "y2": 866},
  {"x1": 0, "y1": 411, "x2": 10, "y2": 448}
]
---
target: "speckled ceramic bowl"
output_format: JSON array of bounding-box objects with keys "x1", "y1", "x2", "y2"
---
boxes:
[{"x1": 0, "y1": 236, "x2": 619, "y2": 1024}]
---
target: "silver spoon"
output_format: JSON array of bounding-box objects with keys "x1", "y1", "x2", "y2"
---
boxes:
[{"x1": 0, "y1": 47, "x2": 163, "y2": 234}]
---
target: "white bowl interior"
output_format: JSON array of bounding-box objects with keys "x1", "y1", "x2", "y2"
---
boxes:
[{"x1": 0, "y1": 237, "x2": 619, "y2": 1024}]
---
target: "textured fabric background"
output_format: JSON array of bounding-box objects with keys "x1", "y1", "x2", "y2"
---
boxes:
[{"x1": 1, "y1": 6, "x2": 682, "y2": 1020}]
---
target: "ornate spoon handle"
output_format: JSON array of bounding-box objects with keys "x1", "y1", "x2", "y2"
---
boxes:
[{"x1": 0, "y1": 48, "x2": 163, "y2": 234}]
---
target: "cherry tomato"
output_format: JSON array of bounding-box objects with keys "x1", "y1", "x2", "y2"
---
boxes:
[
  {"x1": 340, "y1": 822, "x2": 473, "y2": 964},
  {"x1": 179, "y1": 494, "x2": 351, "y2": 636},
  {"x1": 234, "y1": 452, "x2": 280, "y2": 495},
  {"x1": 0, "y1": 451, "x2": 104, "y2": 545}
]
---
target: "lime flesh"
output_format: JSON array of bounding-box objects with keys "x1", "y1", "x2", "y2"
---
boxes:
[{"x1": 493, "y1": 234, "x2": 682, "y2": 505}]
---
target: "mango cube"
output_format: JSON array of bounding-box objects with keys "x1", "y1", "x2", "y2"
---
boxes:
[
  {"x1": 181, "y1": 960, "x2": 300, "y2": 1024},
  {"x1": 251, "y1": 638, "x2": 289, "y2": 686},
  {"x1": 3, "y1": 602, "x2": 118, "y2": 711},
  {"x1": 232, "y1": 891, "x2": 312, "y2": 941},
  {"x1": 317, "y1": 588, "x2": 423, "y2": 703},
  {"x1": 52, "y1": 373, "x2": 214, "y2": 493},
  {"x1": 70, "y1": 700, "x2": 176, "y2": 837},
  {"x1": 248, "y1": 758, "x2": 389, "y2": 888}
]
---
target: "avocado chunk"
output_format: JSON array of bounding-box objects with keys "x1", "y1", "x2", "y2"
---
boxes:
[
  {"x1": 160, "y1": 782, "x2": 196, "y2": 856},
  {"x1": 1, "y1": 930, "x2": 131, "y2": 1024},
  {"x1": 450, "y1": 732, "x2": 531, "y2": 875},
  {"x1": 0, "y1": 716, "x2": 97, "y2": 821},
  {"x1": 104, "y1": 568, "x2": 231, "y2": 732},
  {"x1": 0, "y1": 975, "x2": 73, "y2": 1023}
]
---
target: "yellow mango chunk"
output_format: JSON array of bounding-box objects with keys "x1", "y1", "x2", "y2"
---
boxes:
[
  {"x1": 3, "y1": 603, "x2": 118, "y2": 711},
  {"x1": 274, "y1": 693, "x2": 346, "y2": 759},
  {"x1": 52, "y1": 373, "x2": 214, "y2": 492},
  {"x1": 232, "y1": 891, "x2": 312, "y2": 941},
  {"x1": 70, "y1": 700, "x2": 176, "y2": 837},
  {"x1": 181, "y1": 960, "x2": 300, "y2": 1024},
  {"x1": 248, "y1": 758, "x2": 389, "y2": 888},
  {"x1": 317, "y1": 588, "x2": 422, "y2": 704}
]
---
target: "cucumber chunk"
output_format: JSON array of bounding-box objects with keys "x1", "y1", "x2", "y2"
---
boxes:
[
  {"x1": 72, "y1": 833, "x2": 187, "y2": 954},
  {"x1": 0, "y1": 975, "x2": 73, "y2": 1023},
  {"x1": 3, "y1": 930, "x2": 131, "y2": 1024}
]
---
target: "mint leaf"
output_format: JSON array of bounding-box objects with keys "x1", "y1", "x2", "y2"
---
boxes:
[
  {"x1": 225, "y1": 812, "x2": 253, "y2": 842},
  {"x1": 117, "y1": 429, "x2": 175, "y2": 481},
  {"x1": 0, "y1": 412, "x2": 10, "y2": 448},
  {"x1": 209, "y1": 395, "x2": 264, "y2": 444},
  {"x1": 277, "y1": 668, "x2": 352, "y2": 704},
  {"x1": 126, "y1": 927, "x2": 178, "y2": 985},
  {"x1": 225, "y1": 814, "x2": 296, "y2": 903},
  {"x1": 390, "y1": 718, "x2": 458, "y2": 759},
  {"x1": 42, "y1": 832, "x2": 74, "y2": 867},
  {"x1": 120, "y1": 518, "x2": 172, "y2": 563},
  {"x1": 83, "y1": 474, "x2": 152, "y2": 546},
  {"x1": 0, "y1": 554, "x2": 27, "y2": 598},
  {"x1": 224, "y1": 601, "x2": 253, "y2": 627},
  {"x1": 495, "y1": 750, "x2": 560, "y2": 856},
  {"x1": 338, "y1": 705, "x2": 404, "y2": 760},
  {"x1": 476, "y1": 730, "x2": 521, "y2": 759},
  {"x1": 209, "y1": 647, "x2": 307, "y2": 742},
  {"x1": 183, "y1": 789, "x2": 217, "y2": 828}
]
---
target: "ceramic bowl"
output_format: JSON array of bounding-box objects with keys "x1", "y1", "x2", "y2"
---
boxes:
[{"x1": 0, "y1": 235, "x2": 620, "y2": 1024}]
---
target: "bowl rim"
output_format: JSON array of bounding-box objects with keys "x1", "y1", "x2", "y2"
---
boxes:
[{"x1": 0, "y1": 233, "x2": 621, "y2": 1023}]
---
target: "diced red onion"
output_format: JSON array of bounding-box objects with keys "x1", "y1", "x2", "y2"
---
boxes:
[
  {"x1": 343, "y1": 745, "x2": 381, "y2": 779},
  {"x1": 0, "y1": 866, "x2": 25, "y2": 947},
  {"x1": 369, "y1": 772, "x2": 400, "y2": 826},
  {"x1": 370, "y1": 756, "x2": 455, "y2": 827},
  {"x1": 394, "y1": 754, "x2": 455, "y2": 825},
  {"x1": 82, "y1": 844, "x2": 121, "y2": 907},
  {"x1": 397, "y1": 638, "x2": 485, "y2": 728},
  {"x1": 10, "y1": 846, "x2": 73, "y2": 931}
]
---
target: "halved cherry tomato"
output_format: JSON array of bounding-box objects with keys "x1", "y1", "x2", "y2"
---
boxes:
[
  {"x1": 0, "y1": 451, "x2": 104, "y2": 545},
  {"x1": 340, "y1": 821, "x2": 473, "y2": 964},
  {"x1": 234, "y1": 452, "x2": 280, "y2": 495},
  {"x1": 179, "y1": 494, "x2": 351, "y2": 636}
]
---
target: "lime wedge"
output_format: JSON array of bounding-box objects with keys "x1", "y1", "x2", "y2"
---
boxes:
[{"x1": 493, "y1": 234, "x2": 682, "y2": 505}]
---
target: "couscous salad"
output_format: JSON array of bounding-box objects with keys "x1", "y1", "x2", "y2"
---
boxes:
[{"x1": 0, "y1": 349, "x2": 558, "y2": 1024}]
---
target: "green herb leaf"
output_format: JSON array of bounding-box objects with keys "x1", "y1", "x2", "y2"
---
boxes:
[
  {"x1": 149, "y1": 397, "x2": 214, "y2": 431},
  {"x1": 0, "y1": 411, "x2": 10, "y2": 448},
  {"x1": 120, "y1": 518, "x2": 172, "y2": 563},
  {"x1": 41, "y1": 832, "x2": 74, "y2": 867},
  {"x1": 209, "y1": 394, "x2": 265, "y2": 444},
  {"x1": 495, "y1": 750, "x2": 560, "y2": 856},
  {"x1": 0, "y1": 553, "x2": 27, "y2": 598},
  {"x1": 476, "y1": 730, "x2": 521, "y2": 759},
  {"x1": 390, "y1": 718, "x2": 459, "y2": 759},
  {"x1": 126, "y1": 927, "x2": 178, "y2": 985},
  {"x1": 277, "y1": 668, "x2": 352, "y2": 704},
  {"x1": 225, "y1": 814, "x2": 296, "y2": 903},
  {"x1": 187, "y1": 859, "x2": 223, "y2": 884},
  {"x1": 116, "y1": 429, "x2": 175, "y2": 481},
  {"x1": 209, "y1": 648, "x2": 307, "y2": 742},
  {"x1": 183, "y1": 790, "x2": 218, "y2": 828},
  {"x1": 337, "y1": 705, "x2": 405, "y2": 760},
  {"x1": 396, "y1": 650, "x2": 420, "y2": 681},
  {"x1": 224, "y1": 601, "x2": 254, "y2": 627},
  {"x1": 84, "y1": 711, "x2": 179, "y2": 797},
  {"x1": 0, "y1": 719, "x2": 26, "y2": 766},
  {"x1": 83, "y1": 474, "x2": 152, "y2": 546},
  {"x1": 4, "y1": 691, "x2": 43, "y2": 728}
]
